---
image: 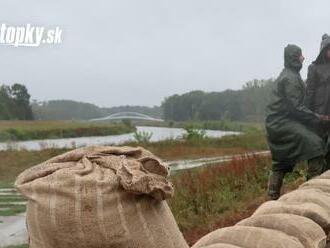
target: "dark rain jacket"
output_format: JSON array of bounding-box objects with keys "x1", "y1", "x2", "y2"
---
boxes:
[
  {"x1": 265, "y1": 45, "x2": 325, "y2": 168},
  {"x1": 305, "y1": 34, "x2": 330, "y2": 117}
]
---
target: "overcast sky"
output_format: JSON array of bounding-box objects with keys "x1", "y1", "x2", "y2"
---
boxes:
[{"x1": 0, "y1": 0, "x2": 329, "y2": 107}]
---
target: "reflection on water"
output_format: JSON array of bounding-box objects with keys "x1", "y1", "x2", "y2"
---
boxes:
[{"x1": 0, "y1": 126, "x2": 240, "y2": 151}]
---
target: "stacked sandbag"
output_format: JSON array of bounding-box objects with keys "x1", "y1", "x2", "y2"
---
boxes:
[
  {"x1": 318, "y1": 170, "x2": 330, "y2": 180},
  {"x1": 193, "y1": 170, "x2": 330, "y2": 248},
  {"x1": 191, "y1": 226, "x2": 304, "y2": 248},
  {"x1": 279, "y1": 189, "x2": 330, "y2": 216},
  {"x1": 236, "y1": 214, "x2": 327, "y2": 248},
  {"x1": 15, "y1": 146, "x2": 188, "y2": 248},
  {"x1": 300, "y1": 179, "x2": 330, "y2": 193},
  {"x1": 253, "y1": 201, "x2": 330, "y2": 232},
  {"x1": 199, "y1": 245, "x2": 242, "y2": 248}
]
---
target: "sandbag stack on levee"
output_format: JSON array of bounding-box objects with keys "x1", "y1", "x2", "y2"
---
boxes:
[
  {"x1": 15, "y1": 146, "x2": 189, "y2": 248},
  {"x1": 193, "y1": 170, "x2": 330, "y2": 248}
]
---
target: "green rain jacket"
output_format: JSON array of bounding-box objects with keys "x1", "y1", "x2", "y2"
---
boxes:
[
  {"x1": 305, "y1": 34, "x2": 330, "y2": 140},
  {"x1": 305, "y1": 34, "x2": 330, "y2": 117},
  {"x1": 265, "y1": 45, "x2": 325, "y2": 170}
]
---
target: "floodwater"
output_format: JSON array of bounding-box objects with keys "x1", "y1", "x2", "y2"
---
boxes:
[
  {"x1": 169, "y1": 151, "x2": 270, "y2": 172},
  {"x1": 0, "y1": 126, "x2": 239, "y2": 151}
]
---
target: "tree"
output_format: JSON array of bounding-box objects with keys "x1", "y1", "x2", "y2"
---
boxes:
[
  {"x1": 161, "y1": 79, "x2": 274, "y2": 122},
  {"x1": 0, "y1": 83, "x2": 34, "y2": 120},
  {"x1": 0, "y1": 85, "x2": 13, "y2": 119},
  {"x1": 9, "y1": 84, "x2": 33, "y2": 120}
]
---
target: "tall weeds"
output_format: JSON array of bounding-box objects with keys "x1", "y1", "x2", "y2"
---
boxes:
[{"x1": 168, "y1": 155, "x2": 271, "y2": 231}]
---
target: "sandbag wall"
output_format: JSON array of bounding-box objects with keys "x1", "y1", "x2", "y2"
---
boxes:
[{"x1": 192, "y1": 170, "x2": 330, "y2": 248}]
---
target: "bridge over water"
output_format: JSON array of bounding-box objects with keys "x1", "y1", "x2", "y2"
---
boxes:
[{"x1": 88, "y1": 112, "x2": 164, "y2": 122}]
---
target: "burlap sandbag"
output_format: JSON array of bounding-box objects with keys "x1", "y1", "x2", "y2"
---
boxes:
[
  {"x1": 318, "y1": 170, "x2": 330, "y2": 180},
  {"x1": 15, "y1": 146, "x2": 188, "y2": 248},
  {"x1": 199, "y1": 244, "x2": 242, "y2": 248},
  {"x1": 236, "y1": 213, "x2": 327, "y2": 248},
  {"x1": 279, "y1": 189, "x2": 330, "y2": 215},
  {"x1": 300, "y1": 179, "x2": 330, "y2": 194},
  {"x1": 191, "y1": 226, "x2": 303, "y2": 248},
  {"x1": 253, "y1": 201, "x2": 330, "y2": 232}
]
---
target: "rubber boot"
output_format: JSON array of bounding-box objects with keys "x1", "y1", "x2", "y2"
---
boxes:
[
  {"x1": 267, "y1": 171, "x2": 285, "y2": 200},
  {"x1": 307, "y1": 156, "x2": 327, "y2": 180}
]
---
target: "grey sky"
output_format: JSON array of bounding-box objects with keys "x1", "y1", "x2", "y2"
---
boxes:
[{"x1": 0, "y1": 0, "x2": 329, "y2": 107}]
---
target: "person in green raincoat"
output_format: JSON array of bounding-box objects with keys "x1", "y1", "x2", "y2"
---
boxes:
[
  {"x1": 305, "y1": 34, "x2": 330, "y2": 163},
  {"x1": 306, "y1": 34, "x2": 330, "y2": 117},
  {"x1": 265, "y1": 44, "x2": 329, "y2": 200}
]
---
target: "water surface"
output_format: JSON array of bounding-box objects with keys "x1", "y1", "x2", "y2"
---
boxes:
[{"x1": 0, "y1": 126, "x2": 239, "y2": 151}]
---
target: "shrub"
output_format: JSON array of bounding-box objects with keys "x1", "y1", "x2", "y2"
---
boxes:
[
  {"x1": 133, "y1": 130, "x2": 153, "y2": 143},
  {"x1": 183, "y1": 126, "x2": 206, "y2": 142}
]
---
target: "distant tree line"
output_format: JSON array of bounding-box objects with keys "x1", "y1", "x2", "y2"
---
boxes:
[
  {"x1": 0, "y1": 79, "x2": 273, "y2": 122},
  {"x1": 0, "y1": 84, "x2": 34, "y2": 120},
  {"x1": 32, "y1": 100, "x2": 105, "y2": 120},
  {"x1": 32, "y1": 100, "x2": 162, "y2": 120},
  {"x1": 161, "y1": 79, "x2": 274, "y2": 122}
]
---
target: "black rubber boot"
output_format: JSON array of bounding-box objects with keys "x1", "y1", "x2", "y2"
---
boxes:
[
  {"x1": 267, "y1": 171, "x2": 285, "y2": 200},
  {"x1": 307, "y1": 156, "x2": 327, "y2": 180}
]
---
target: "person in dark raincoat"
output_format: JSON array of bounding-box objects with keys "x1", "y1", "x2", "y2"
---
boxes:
[
  {"x1": 305, "y1": 34, "x2": 330, "y2": 163},
  {"x1": 265, "y1": 44, "x2": 329, "y2": 200}
]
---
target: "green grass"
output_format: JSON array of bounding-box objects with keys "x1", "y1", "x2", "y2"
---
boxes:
[
  {"x1": 0, "y1": 205, "x2": 26, "y2": 216},
  {"x1": 0, "y1": 196, "x2": 25, "y2": 202},
  {"x1": 0, "y1": 148, "x2": 69, "y2": 185},
  {"x1": 126, "y1": 131, "x2": 268, "y2": 160},
  {"x1": 0, "y1": 190, "x2": 26, "y2": 216},
  {"x1": 173, "y1": 120, "x2": 263, "y2": 133},
  {"x1": 0, "y1": 181, "x2": 14, "y2": 188},
  {"x1": 136, "y1": 119, "x2": 264, "y2": 133},
  {"x1": 0, "y1": 120, "x2": 135, "y2": 141},
  {"x1": 4, "y1": 245, "x2": 29, "y2": 248},
  {"x1": 0, "y1": 203, "x2": 26, "y2": 208}
]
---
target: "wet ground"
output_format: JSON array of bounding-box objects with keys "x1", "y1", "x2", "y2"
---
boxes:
[
  {"x1": 168, "y1": 150, "x2": 270, "y2": 172},
  {"x1": 0, "y1": 188, "x2": 27, "y2": 248}
]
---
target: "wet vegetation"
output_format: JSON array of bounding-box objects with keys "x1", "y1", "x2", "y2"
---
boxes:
[
  {"x1": 4, "y1": 245, "x2": 28, "y2": 248},
  {"x1": 169, "y1": 156, "x2": 305, "y2": 245},
  {"x1": 0, "y1": 120, "x2": 135, "y2": 141},
  {"x1": 0, "y1": 128, "x2": 307, "y2": 247},
  {"x1": 0, "y1": 131, "x2": 268, "y2": 186}
]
